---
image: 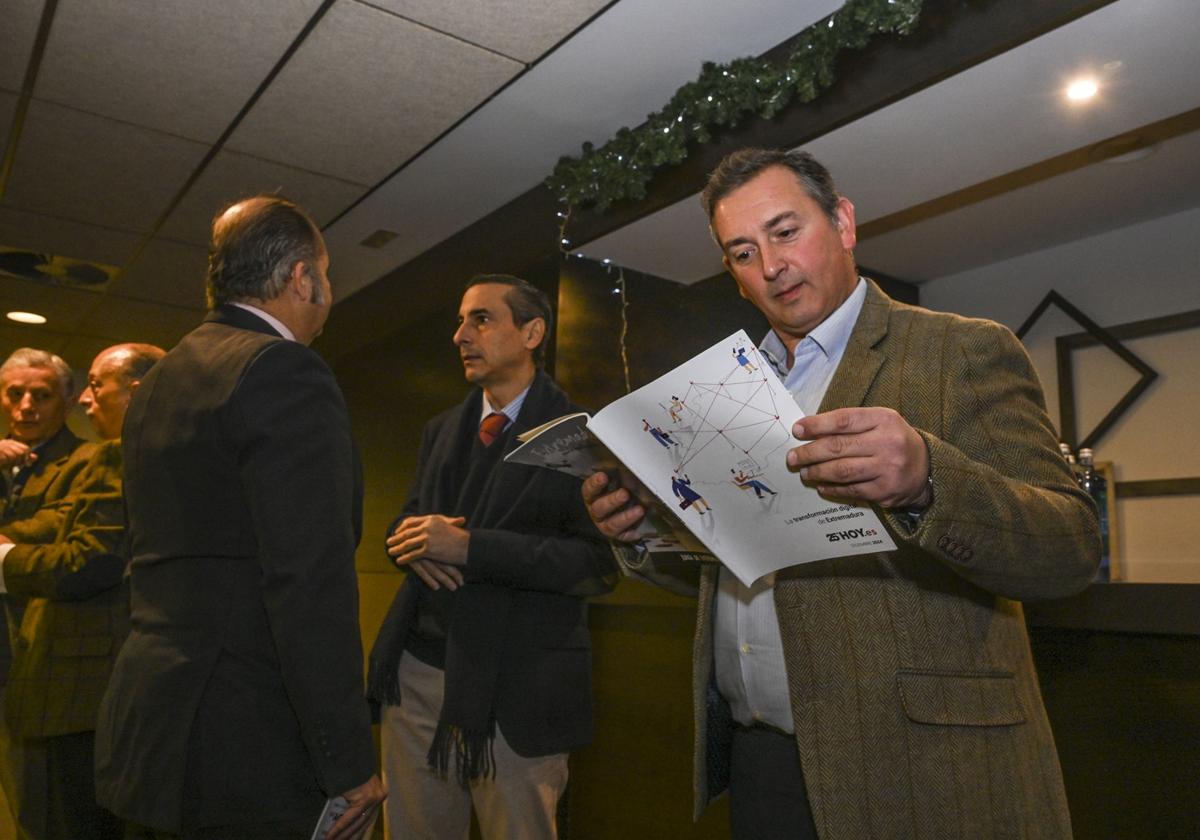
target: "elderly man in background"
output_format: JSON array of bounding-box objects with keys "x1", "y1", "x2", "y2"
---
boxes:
[{"x1": 0, "y1": 342, "x2": 161, "y2": 839}]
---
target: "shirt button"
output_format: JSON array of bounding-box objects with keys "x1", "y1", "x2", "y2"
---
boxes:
[{"x1": 740, "y1": 643, "x2": 751, "y2": 654}]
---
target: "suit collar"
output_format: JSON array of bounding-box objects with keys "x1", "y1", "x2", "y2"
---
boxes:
[
  {"x1": 205, "y1": 304, "x2": 285, "y2": 338},
  {"x1": 25, "y1": 424, "x2": 82, "y2": 469},
  {"x1": 818, "y1": 278, "x2": 891, "y2": 413}
]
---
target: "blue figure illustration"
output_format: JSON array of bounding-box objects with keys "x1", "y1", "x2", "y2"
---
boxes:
[
  {"x1": 643, "y1": 418, "x2": 679, "y2": 448},
  {"x1": 733, "y1": 345, "x2": 758, "y2": 374},
  {"x1": 671, "y1": 473, "x2": 711, "y2": 515},
  {"x1": 731, "y1": 468, "x2": 776, "y2": 499}
]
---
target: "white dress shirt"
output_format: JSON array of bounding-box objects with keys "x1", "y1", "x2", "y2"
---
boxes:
[{"x1": 714, "y1": 279, "x2": 867, "y2": 730}]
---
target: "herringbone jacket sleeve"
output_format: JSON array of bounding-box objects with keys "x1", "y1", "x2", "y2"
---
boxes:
[{"x1": 881, "y1": 315, "x2": 1100, "y2": 601}]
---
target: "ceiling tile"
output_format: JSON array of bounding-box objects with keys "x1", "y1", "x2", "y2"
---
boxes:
[
  {"x1": 0, "y1": 205, "x2": 143, "y2": 266},
  {"x1": 0, "y1": 0, "x2": 43, "y2": 92},
  {"x1": 34, "y1": 0, "x2": 324, "y2": 142},
  {"x1": 372, "y1": 0, "x2": 611, "y2": 63},
  {"x1": 2, "y1": 99, "x2": 207, "y2": 234},
  {"x1": 227, "y1": 0, "x2": 522, "y2": 184},
  {"x1": 109, "y1": 238, "x2": 210, "y2": 310},
  {"x1": 158, "y1": 149, "x2": 366, "y2": 246}
]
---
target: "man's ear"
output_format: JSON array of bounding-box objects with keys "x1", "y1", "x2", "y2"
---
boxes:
[
  {"x1": 288, "y1": 261, "x2": 311, "y2": 300},
  {"x1": 833, "y1": 197, "x2": 857, "y2": 251},
  {"x1": 523, "y1": 317, "x2": 546, "y2": 351}
]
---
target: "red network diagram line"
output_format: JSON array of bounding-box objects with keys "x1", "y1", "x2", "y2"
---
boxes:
[{"x1": 669, "y1": 353, "x2": 790, "y2": 474}]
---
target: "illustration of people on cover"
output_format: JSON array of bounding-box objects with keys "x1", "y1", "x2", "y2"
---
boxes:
[
  {"x1": 666, "y1": 395, "x2": 684, "y2": 424},
  {"x1": 671, "y1": 473, "x2": 711, "y2": 515},
  {"x1": 730, "y1": 467, "x2": 777, "y2": 499},
  {"x1": 643, "y1": 418, "x2": 680, "y2": 448},
  {"x1": 732, "y1": 345, "x2": 758, "y2": 374}
]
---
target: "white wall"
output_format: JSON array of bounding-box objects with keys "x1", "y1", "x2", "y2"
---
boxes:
[{"x1": 921, "y1": 206, "x2": 1200, "y2": 582}]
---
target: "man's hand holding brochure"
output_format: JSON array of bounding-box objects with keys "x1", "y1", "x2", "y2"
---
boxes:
[{"x1": 506, "y1": 330, "x2": 895, "y2": 586}]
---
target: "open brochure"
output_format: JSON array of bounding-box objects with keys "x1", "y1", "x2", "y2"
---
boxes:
[{"x1": 505, "y1": 330, "x2": 896, "y2": 586}]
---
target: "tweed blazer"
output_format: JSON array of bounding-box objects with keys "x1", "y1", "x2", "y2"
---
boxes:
[
  {"x1": 691, "y1": 282, "x2": 1099, "y2": 839},
  {"x1": 3, "y1": 439, "x2": 128, "y2": 737},
  {"x1": 1, "y1": 427, "x2": 89, "y2": 544}
]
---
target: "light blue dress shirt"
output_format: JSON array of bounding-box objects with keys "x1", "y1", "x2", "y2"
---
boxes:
[
  {"x1": 481, "y1": 383, "x2": 531, "y2": 431},
  {"x1": 714, "y1": 278, "x2": 867, "y2": 730}
]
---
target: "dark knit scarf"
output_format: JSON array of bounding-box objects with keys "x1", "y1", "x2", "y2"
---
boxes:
[{"x1": 367, "y1": 371, "x2": 577, "y2": 787}]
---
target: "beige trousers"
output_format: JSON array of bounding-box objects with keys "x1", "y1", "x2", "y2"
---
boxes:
[{"x1": 381, "y1": 655, "x2": 568, "y2": 840}]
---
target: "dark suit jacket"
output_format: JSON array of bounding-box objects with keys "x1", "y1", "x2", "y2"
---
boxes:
[
  {"x1": 95, "y1": 306, "x2": 374, "y2": 832},
  {"x1": 367, "y1": 371, "x2": 616, "y2": 757},
  {"x1": 3, "y1": 439, "x2": 129, "y2": 738},
  {"x1": 687, "y1": 282, "x2": 1099, "y2": 838}
]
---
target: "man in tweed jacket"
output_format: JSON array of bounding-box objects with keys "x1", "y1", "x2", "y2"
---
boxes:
[
  {"x1": 583, "y1": 149, "x2": 1100, "y2": 840},
  {"x1": 0, "y1": 343, "x2": 163, "y2": 839}
]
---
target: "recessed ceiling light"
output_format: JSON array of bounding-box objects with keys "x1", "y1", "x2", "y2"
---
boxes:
[
  {"x1": 6, "y1": 311, "x2": 47, "y2": 325},
  {"x1": 1066, "y1": 77, "x2": 1099, "y2": 102}
]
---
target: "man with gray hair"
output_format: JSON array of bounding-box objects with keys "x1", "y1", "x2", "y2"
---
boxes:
[
  {"x1": 0, "y1": 342, "x2": 164, "y2": 839},
  {"x1": 96, "y1": 195, "x2": 384, "y2": 840}
]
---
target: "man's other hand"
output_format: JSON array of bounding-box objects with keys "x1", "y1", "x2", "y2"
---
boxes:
[
  {"x1": 325, "y1": 774, "x2": 386, "y2": 840},
  {"x1": 582, "y1": 471, "x2": 647, "y2": 543},
  {"x1": 0, "y1": 439, "x2": 33, "y2": 468},
  {"x1": 788, "y1": 407, "x2": 931, "y2": 510}
]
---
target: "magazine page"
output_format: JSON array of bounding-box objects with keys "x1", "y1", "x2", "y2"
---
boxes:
[
  {"x1": 587, "y1": 329, "x2": 896, "y2": 585},
  {"x1": 507, "y1": 414, "x2": 714, "y2": 562}
]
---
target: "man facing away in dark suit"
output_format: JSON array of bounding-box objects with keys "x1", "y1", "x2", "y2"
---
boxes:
[
  {"x1": 0, "y1": 343, "x2": 163, "y2": 840},
  {"x1": 367, "y1": 275, "x2": 616, "y2": 840},
  {"x1": 583, "y1": 149, "x2": 1100, "y2": 840},
  {"x1": 95, "y1": 196, "x2": 384, "y2": 840}
]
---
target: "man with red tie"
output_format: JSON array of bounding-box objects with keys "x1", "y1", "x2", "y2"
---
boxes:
[{"x1": 368, "y1": 275, "x2": 615, "y2": 840}]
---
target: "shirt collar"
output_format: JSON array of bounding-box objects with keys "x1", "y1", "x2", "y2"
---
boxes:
[
  {"x1": 758, "y1": 278, "x2": 867, "y2": 375},
  {"x1": 481, "y1": 382, "x2": 532, "y2": 426},
  {"x1": 231, "y1": 302, "x2": 295, "y2": 342}
]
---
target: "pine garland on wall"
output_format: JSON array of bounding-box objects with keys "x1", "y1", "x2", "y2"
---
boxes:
[{"x1": 546, "y1": 0, "x2": 926, "y2": 212}]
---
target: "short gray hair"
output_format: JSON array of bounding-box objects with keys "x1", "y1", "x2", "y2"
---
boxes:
[{"x1": 0, "y1": 348, "x2": 73, "y2": 399}]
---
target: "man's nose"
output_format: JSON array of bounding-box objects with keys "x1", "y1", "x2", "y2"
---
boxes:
[{"x1": 760, "y1": 244, "x2": 785, "y2": 280}]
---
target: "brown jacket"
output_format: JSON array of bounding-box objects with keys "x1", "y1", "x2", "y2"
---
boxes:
[
  {"x1": 691, "y1": 282, "x2": 1099, "y2": 838},
  {"x1": 3, "y1": 439, "x2": 128, "y2": 737}
]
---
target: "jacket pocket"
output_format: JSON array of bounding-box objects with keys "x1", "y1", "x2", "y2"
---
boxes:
[{"x1": 896, "y1": 669, "x2": 1025, "y2": 727}]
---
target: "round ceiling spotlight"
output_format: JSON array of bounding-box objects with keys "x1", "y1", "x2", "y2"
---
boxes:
[
  {"x1": 1065, "y1": 77, "x2": 1099, "y2": 102},
  {"x1": 6, "y1": 311, "x2": 48, "y2": 325}
]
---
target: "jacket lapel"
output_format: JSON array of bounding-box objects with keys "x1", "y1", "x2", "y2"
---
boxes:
[{"x1": 818, "y1": 280, "x2": 891, "y2": 413}]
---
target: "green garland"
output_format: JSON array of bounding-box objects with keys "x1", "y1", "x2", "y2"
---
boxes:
[{"x1": 546, "y1": 0, "x2": 925, "y2": 212}]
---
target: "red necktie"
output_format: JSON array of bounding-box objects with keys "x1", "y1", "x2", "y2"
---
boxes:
[{"x1": 479, "y1": 412, "x2": 508, "y2": 446}]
